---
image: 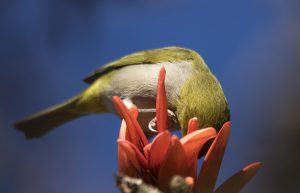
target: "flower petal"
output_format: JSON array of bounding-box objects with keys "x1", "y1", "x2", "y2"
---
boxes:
[
  {"x1": 149, "y1": 131, "x2": 171, "y2": 169},
  {"x1": 195, "y1": 122, "x2": 231, "y2": 193},
  {"x1": 143, "y1": 143, "x2": 152, "y2": 160},
  {"x1": 181, "y1": 128, "x2": 216, "y2": 180},
  {"x1": 156, "y1": 67, "x2": 168, "y2": 133},
  {"x1": 118, "y1": 120, "x2": 127, "y2": 140},
  {"x1": 130, "y1": 107, "x2": 139, "y2": 120},
  {"x1": 117, "y1": 140, "x2": 141, "y2": 177},
  {"x1": 187, "y1": 117, "x2": 200, "y2": 134},
  {"x1": 181, "y1": 128, "x2": 217, "y2": 162},
  {"x1": 118, "y1": 139, "x2": 148, "y2": 169},
  {"x1": 158, "y1": 136, "x2": 188, "y2": 192},
  {"x1": 118, "y1": 108, "x2": 139, "y2": 140},
  {"x1": 214, "y1": 162, "x2": 261, "y2": 193},
  {"x1": 113, "y1": 96, "x2": 148, "y2": 150},
  {"x1": 187, "y1": 156, "x2": 198, "y2": 180}
]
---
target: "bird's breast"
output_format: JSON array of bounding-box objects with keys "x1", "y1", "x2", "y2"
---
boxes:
[{"x1": 104, "y1": 61, "x2": 193, "y2": 111}]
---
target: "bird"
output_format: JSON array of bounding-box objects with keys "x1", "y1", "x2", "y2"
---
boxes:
[{"x1": 14, "y1": 46, "x2": 230, "y2": 139}]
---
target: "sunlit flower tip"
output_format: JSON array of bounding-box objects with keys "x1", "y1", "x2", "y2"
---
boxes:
[
  {"x1": 156, "y1": 67, "x2": 168, "y2": 133},
  {"x1": 185, "y1": 176, "x2": 195, "y2": 187},
  {"x1": 243, "y1": 162, "x2": 261, "y2": 173},
  {"x1": 187, "y1": 117, "x2": 200, "y2": 134}
]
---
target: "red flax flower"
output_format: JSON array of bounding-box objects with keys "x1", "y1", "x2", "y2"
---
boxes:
[{"x1": 113, "y1": 67, "x2": 261, "y2": 193}]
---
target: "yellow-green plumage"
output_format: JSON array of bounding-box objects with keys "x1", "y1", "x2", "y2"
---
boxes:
[
  {"x1": 176, "y1": 70, "x2": 230, "y2": 134},
  {"x1": 14, "y1": 46, "x2": 230, "y2": 139}
]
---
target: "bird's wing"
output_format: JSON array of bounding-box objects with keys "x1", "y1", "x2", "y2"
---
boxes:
[{"x1": 83, "y1": 47, "x2": 194, "y2": 84}]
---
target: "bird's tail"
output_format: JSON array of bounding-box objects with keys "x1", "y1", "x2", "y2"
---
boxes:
[{"x1": 14, "y1": 95, "x2": 85, "y2": 139}]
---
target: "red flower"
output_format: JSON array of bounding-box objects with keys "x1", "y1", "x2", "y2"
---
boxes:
[{"x1": 113, "y1": 67, "x2": 261, "y2": 193}]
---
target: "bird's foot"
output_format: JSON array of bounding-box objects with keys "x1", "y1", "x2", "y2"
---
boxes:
[
  {"x1": 148, "y1": 117, "x2": 158, "y2": 133},
  {"x1": 142, "y1": 109, "x2": 178, "y2": 132}
]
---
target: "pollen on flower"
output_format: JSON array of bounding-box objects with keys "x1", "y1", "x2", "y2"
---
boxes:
[{"x1": 113, "y1": 67, "x2": 261, "y2": 193}]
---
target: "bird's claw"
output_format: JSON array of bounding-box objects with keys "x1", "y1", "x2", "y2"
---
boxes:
[
  {"x1": 147, "y1": 109, "x2": 178, "y2": 133},
  {"x1": 148, "y1": 117, "x2": 158, "y2": 133},
  {"x1": 167, "y1": 109, "x2": 178, "y2": 125}
]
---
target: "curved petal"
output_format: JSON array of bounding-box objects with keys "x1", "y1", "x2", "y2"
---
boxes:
[
  {"x1": 187, "y1": 117, "x2": 200, "y2": 134},
  {"x1": 143, "y1": 143, "x2": 152, "y2": 160},
  {"x1": 130, "y1": 107, "x2": 139, "y2": 120},
  {"x1": 158, "y1": 136, "x2": 188, "y2": 192},
  {"x1": 117, "y1": 140, "x2": 141, "y2": 177},
  {"x1": 195, "y1": 122, "x2": 231, "y2": 193},
  {"x1": 149, "y1": 131, "x2": 171, "y2": 169},
  {"x1": 118, "y1": 139, "x2": 148, "y2": 169},
  {"x1": 214, "y1": 162, "x2": 261, "y2": 193},
  {"x1": 118, "y1": 108, "x2": 139, "y2": 140},
  {"x1": 181, "y1": 128, "x2": 217, "y2": 162},
  {"x1": 113, "y1": 96, "x2": 148, "y2": 149},
  {"x1": 118, "y1": 120, "x2": 127, "y2": 140},
  {"x1": 156, "y1": 67, "x2": 168, "y2": 133}
]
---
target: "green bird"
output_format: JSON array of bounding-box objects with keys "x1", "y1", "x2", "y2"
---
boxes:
[{"x1": 14, "y1": 46, "x2": 230, "y2": 139}]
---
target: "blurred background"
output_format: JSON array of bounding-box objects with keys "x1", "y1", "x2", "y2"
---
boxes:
[{"x1": 0, "y1": 0, "x2": 299, "y2": 192}]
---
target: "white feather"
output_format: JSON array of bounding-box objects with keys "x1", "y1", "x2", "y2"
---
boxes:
[{"x1": 104, "y1": 61, "x2": 192, "y2": 111}]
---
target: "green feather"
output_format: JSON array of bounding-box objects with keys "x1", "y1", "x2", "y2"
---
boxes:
[{"x1": 176, "y1": 70, "x2": 230, "y2": 134}]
